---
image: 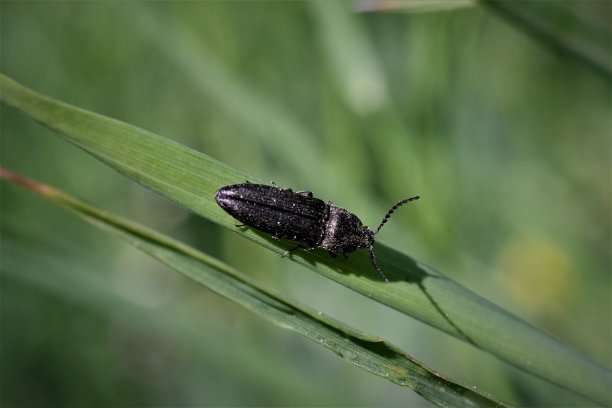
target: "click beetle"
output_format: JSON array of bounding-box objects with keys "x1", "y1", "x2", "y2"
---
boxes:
[{"x1": 215, "y1": 183, "x2": 419, "y2": 282}]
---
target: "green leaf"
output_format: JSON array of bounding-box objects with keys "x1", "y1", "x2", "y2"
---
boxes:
[
  {"x1": 484, "y1": 0, "x2": 612, "y2": 80},
  {"x1": 1, "y1": 168, "x2": 507, "y2": 407},
  {"x1": 1, "y1": 73, "x2": 610, "y2": 405},
  {"x1": 354, "y1": 0, "x2": 476, "y2": 14},
  {"x1": 355, "y1": 1, "x2": 611, "y2": 79}
]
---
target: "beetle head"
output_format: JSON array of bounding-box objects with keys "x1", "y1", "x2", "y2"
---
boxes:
[{"x1": 321, "y1": 205, "x2": 373, "y2": 253}]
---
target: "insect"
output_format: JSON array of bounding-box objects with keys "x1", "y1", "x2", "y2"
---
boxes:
[{"x1": 215, "y1": 182, "x2": 419, "y2": 282}]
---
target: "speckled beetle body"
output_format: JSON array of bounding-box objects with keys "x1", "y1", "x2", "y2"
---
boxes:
[{"x1": 215, "y1": 183, "x2": 419, "y2": 282}]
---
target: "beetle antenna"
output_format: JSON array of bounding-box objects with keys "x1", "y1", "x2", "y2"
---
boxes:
[
  {"x1": 369, "y1": 246, "x2": 389, "y2": 283},
  {"x1": 374, "y1": 195, "x2": 420, "y2": 234}
]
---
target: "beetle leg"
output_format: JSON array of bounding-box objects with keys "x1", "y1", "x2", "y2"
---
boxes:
[
  {"x1": 281, "y1": 245, "x2": 302, "y2": 258},
  {"x1": 327, "y1": 251, "x2": 347, "y2": 260},
  {"x1": 281, "y1": 244, "x2": 317, "y2": 258},
  {"x1": 270, "y1": 181, "x2": 302, "y2": 193},
  {"x1": 271, "y1": 181, "x2": 290, "y2": 191},
  {"x1": 296, "y1": 190, "x2": 313, "y2": 197},
  {"x1": 235, "y1": 223, "x2": 245, "y2": 228}
]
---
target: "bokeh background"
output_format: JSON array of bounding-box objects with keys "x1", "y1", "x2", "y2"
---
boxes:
[{"x1": 1, "y1": 1, "x2": 610, "y2": 406}]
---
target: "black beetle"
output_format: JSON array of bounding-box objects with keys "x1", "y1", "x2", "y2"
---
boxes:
[{"x1": 215, "y1": 183, "x2": 419, "y2": 282}]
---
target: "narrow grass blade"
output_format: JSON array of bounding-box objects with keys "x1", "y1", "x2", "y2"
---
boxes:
[
  {"x1": 355, "y1": 0, "x2": 476, "y2": 13},
  {"x1": 484, "y1": 0, "x2": 611, "y2": 80},
  {"x1": 356, "y1": 1, "x2": 610, "y2": 79},
  {"x1": 1, "y1": 168, "x2": 508, "y2": 407},
  {"x1": 1, "y1": 74, "x2": 609, "y2": 405}
]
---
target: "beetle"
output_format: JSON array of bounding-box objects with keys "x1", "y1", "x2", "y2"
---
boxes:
[{"x1": 215, "y1": 182, "x2": 419, "y2": 282}]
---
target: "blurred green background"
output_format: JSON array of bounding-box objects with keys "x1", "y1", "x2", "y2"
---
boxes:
[{"x1": 1, "y1": 1, "x2": 610, "y2": 406}]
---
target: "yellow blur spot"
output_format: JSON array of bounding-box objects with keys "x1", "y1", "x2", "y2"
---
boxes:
[{"x1": 496, "y1": 236, "x2": 576, "y2": 314}]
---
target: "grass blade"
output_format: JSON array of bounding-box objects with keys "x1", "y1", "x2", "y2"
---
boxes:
[
  {"x1": 484, "y1": 0, "x2": 611, "y2": 80},
  {"x1": 1, "y1": 73, "x2": 609, "y2": 405},
  {"x1": 355, "y1": 0, "x2": 476, "y2": 13},
  {"x1": 1, "y1": 168, "x2": 508, "y2": 407}
]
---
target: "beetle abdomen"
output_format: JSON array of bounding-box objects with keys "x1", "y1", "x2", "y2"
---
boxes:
[{"x1": 216, "y1": 183, "x2": 328, "y2": 245}]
